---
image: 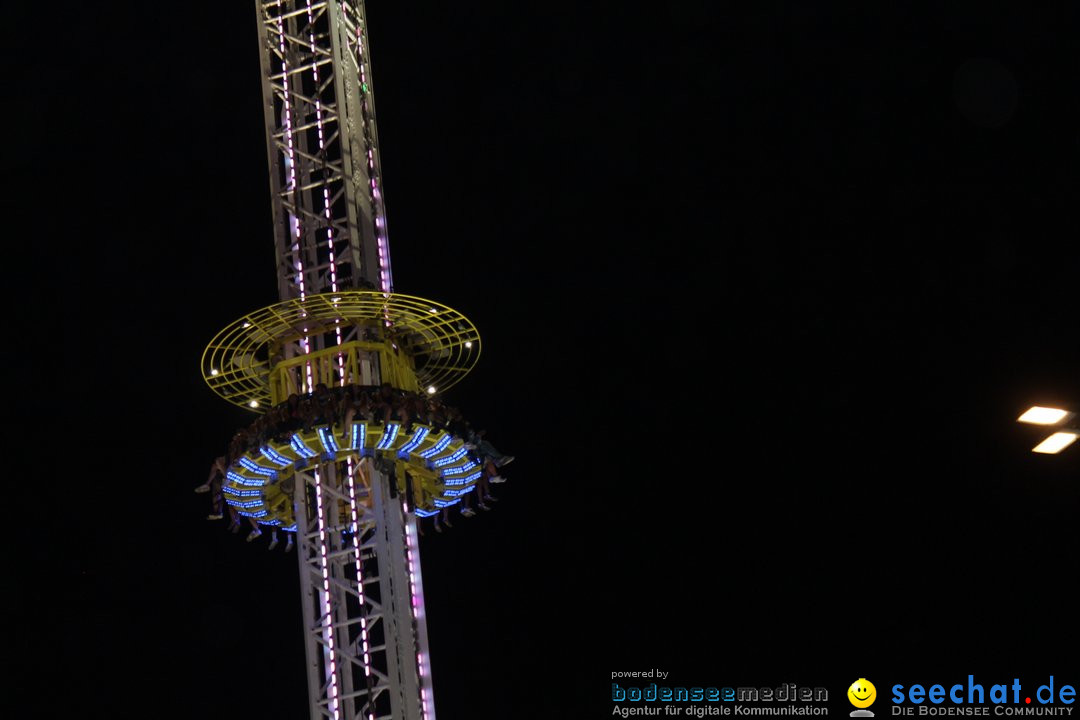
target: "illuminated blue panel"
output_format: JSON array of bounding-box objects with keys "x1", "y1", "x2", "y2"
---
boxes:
[
  {"x1": 317, "y1": 426, "x2": 339, "y2": 454},
  {"x1": 433, "y1": 498, "x2": 461, "y2": 508},
  {"x1": 444, "y1": 485, "x2": 477, "y2": 498},
  {"x1": 441, "y1": 461, "x2": 478, "y2": 479},
  {"x1": 444, "y1": 467, "x2": 482, "y2": 487},
  {"x1": 258, "y1": 518, "x2": 283, "y2": 527},
  {"x1": 418, "y1": 434, "x2": 453, "y2": 459},
  {"x1": 375, "y1": 423, "x2": 400, "y2": 451},
  {"x1": 432, "y1": 447, "x2": 469, "y2": 468},
  {"x1": 238, "y1": 457, "x2": 278, "y2": 478},
  {"x1": 350, "y1": 423, "x2": 366, "y2": 451},
  {"x1": 397, "y1": 426, "x2": 430, "y2": 459},
  {"x1": 281, "y1": 524, "x2": 298, "y2": 533},
  {"x1": 225, "y1": 497, "x2": 266, "y2": 509},
  {"x1": 291, "y1": 433, "x2": 318, "y2": 459},
  {"x1": 223, "y1": 487, "x2": 262, "y2": 497},
  {"x1": 226, "y1": 470, "x2": 266, "y2": 488},
  {"x1": 414, "y1": 508, "x2": 439, "y2": 518},
  {"x1": 238, "y1": 509, "x2": 269, "y2": 518},
  {"x1": 260, "y1": 446, "x2": 293, "y2": 467}
]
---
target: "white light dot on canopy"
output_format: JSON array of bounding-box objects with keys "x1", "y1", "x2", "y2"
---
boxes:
[
  {"x1": 1017, "y1": 406, "x2": 1072, "y2": 426},
  {"x1": 1032, "y1": 432, "x2": 1079, "y2": 455}
]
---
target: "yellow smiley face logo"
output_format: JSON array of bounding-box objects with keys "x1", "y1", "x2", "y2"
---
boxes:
[{"x1": 848, "y1": 679, "x2": 876, "y2": 709}]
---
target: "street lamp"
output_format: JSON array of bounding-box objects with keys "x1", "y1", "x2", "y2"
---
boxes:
[{"x1": 1017, "y1": 406, "x2": 1079, "y2": 454}]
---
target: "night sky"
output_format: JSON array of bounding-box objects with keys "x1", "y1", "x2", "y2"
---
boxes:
[{"x1": 11, "y1": 2, "x2": 1080, "y2": 718}]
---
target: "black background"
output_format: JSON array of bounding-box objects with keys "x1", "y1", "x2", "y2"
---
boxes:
[{"x1": 9, "y1": 1, "x2": 1080, "y2": 718}]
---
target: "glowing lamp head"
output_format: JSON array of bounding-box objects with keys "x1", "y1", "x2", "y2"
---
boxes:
[
  {"x1": 427, "y1": 386, "x2": 436, "y2": 395},
  {"x1": 1032, "y1": 432, "x2": 1078, "y2": 454},
  {"x1": 1017, "y1": 406, "x2": 1072, "y2": 425},
  {"x1": 249, "y1": 400, "x2": 259, "y2": 409},
  {"x1": 242, "y1": 321, "x2": 252, "y2": 328},
  {"x1": 210, "y1": 368, "x2": 219, "y2": 376},
  {"x1": 464, "y1": 341, "x2": 473, "y2": 349}
]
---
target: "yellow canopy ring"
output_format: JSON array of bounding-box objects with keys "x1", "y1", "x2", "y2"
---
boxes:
[{"x1": 201, "y1": 291, "x2": 481, "y2": 413}]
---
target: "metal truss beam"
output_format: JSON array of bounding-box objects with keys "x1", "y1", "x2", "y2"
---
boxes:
[
  {"x1": 255, "y1": 0, "x2": 394, "y2": 301},
  {"x1": 293, "y1": 457, "x2": 434, "y2": 720},
  {"x1": 253, "y1": 2, "x2": 436, "y2": 718}
]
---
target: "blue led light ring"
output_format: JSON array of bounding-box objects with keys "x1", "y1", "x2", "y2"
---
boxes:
[
  {"x1": 432, "y1": 447, "x2": 469, "y2": 468},
  {"x1": 223, "y1": 487, "x2": 263, "y2": 498},
  {"x1": 349, "y1": 422, "x2": 367, "y2": 451},
  {"x1": 375, "y1": 423, "x2": 401, "y2": 451},
  {"x1": 443, "y1": 469, "x2": 482, "y2": 487},
  {"x1": 227, "y1": 464, "x2": 278, "y2": 486},
  {"x1": 225, "y1": 423, "x2": 489, "y2": 517},
  {"x1": 290, "y1": 433, "x2": 319, "y2": 459},
  {"x1": 418, "y1": 433, "x2": 453, "y2": 459},
  {"x1": 225, "y1": 498, "x2": 267, "y2": 510},
  {"x1": 226, "y1": 470, "x2": 267, "y2": 488},
  {"x1": 397, "y1": 426, "x2": 431, "y2": 458},
  {"x1": 424, "y1": 444, "x2": 469, "y2": 469},
  {"x1": 271, "y1": 442, "x2": 301, "y2": 460},
  {"x1": 259, "y1": 445, "x2": 294, "y2": 467},
  {"x1": 440, "y1": 462, "x2": 478, "y2": 482},
  {"x1": 238, "y1": 456, "x2": 279, "y2": 478},
  {"x1": 316, "y1": 426, "x2": 340, "y2": 454}
]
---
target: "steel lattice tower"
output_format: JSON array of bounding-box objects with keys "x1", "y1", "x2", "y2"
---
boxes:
[{"x1": 200, "y1": 3, "x2": 486, "y2": 719}]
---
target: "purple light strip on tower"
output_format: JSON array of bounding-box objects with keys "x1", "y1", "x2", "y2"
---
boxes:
[
  {"x1": 275, "y1": 1, "x2": 313, "y2": 390},
  {"x1": 345, "y1": 457, "x2": 373, "y2": 676},
  {"x1": 305, "y1": 0, "x2": 337, "y2": 296},
  {"x1": 356, "y1": 26, "x2": 392, "y2": 292},
  {"x1": 313, "y1": 465, "x2": 341, "y2": 720},
  {"x1": 275, "y1": 5, "x2": 303, "y2": 301},
  {"x1": 305, "y1": 0, "x2": 347, "y2": 384},
  {"x1": 276, "y1": 8, "x2": 327, "y2": 713},
  {"x1": 403, "y1": 508, "x2": 432, "y2": 720}
]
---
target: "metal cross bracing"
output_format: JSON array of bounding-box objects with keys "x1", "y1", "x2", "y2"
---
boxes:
[
  {"x1": 252, "y1": 2, "x2": 436, "y2": 718},
  {"x1": 292, "y1": 459, "x2": 435, "y2": 720},
  {"x1": 255, "y1": 0, "x2": 393, "y2": 301}
]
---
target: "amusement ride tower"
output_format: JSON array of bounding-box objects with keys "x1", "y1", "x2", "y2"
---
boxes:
[{"x1": 200, "y1": 3, "x2": 485, "y2": 718}]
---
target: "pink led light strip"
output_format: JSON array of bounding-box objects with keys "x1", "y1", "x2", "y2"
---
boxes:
[
  {"x1": 275, "y1": 1, "x2": 315, "y2": 391},
  {"x1": 305, "y1": 0, "x2": 347, "y2": 384},
  {"x1": 402, "y1": 504, "x2": 433, "y2": 720},
  {"x1": 346, "y1": 458, "x2": 373, "y2": 676},
  {"x1": 313, "y1": 466, "x2": 341, "y2": 720},
  {"x1": 276, "y1": 5, "x2": 331, "y2": 717},
  {"x1": 355, "y1": 23, "x2": 392, "y2": 293},
  {"x1": 301, "y1": 10, "x2": 368, "y2": 716}
]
